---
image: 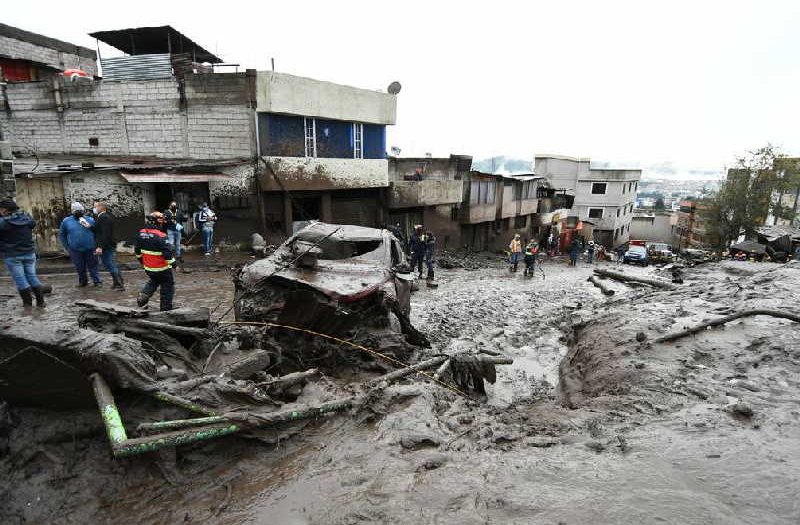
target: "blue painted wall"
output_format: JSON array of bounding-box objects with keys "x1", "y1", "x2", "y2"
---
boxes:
[{"x1": 258, "y1": 113, "x2": 385, "y2": 159}]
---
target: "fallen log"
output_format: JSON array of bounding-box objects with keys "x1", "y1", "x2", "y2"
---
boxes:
[
  {"x1": 75, "y1": 299, "x2": 147, "y2": 317},
  {"x1": 255, "y1": 368, "x2": 319, "y2": 389},
  {"x1": 367, "y1": 355, "x2": 448, "y2": 387},
  {"x1": 588, "y1": 275, "x2": 615, "y2": 296},
  {"x1": 128, "y1": 319, "x2": 207, "y2": 338},
  {"x1": 593, "y1": 268, "x2": 675, "y2": 290},
  {"x1": 655, "y1": 308, "x2": 800, "y2": 343},
  {"x1": 149, "y1": 307, "x2": 211, "y2": 328}
]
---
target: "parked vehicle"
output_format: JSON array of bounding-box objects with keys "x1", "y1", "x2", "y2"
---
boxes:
[
  {"x1": 623, "y1": 245, "x2": 649, "y2": 265},
  {"x1": 647, "y1": 242, "x2": 676, "y2": 263}
]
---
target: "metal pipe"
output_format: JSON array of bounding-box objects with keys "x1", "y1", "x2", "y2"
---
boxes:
[
  {"x1": 138, "y1": 416, "x2": 231, "y2": 433},
  {"x1": 89, "y1": 373, "x2": 128, "y2": 446},
  {"x1": 115, "y1": 424, "x2": 241, "y2": 457}
]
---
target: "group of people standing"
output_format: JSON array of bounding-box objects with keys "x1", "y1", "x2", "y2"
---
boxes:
[
  {"x1": 509, "y1": 232, "x2": 601, "y2": 271},
  {"x1": 1, "y1": 196, "x2": 218, "y2": 312}
]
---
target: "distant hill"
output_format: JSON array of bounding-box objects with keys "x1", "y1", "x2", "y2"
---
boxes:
[{"x1": 472, "y1": 156, "x2": 725, "y2": 181}]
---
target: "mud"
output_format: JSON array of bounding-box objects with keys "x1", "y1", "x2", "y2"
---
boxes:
[{"x1": 2, "y1": 257, "x2": 800, "y2": 524}]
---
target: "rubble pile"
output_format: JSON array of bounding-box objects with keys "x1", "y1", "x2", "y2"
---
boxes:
[{"x1": 436, "y1": 249, "x2": 496, "y2": 270}]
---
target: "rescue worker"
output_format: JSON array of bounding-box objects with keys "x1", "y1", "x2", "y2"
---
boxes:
[
  {"x1": 135, "y1": 212, "x2": 176, "y2": 311},
  {"x1": 509, "y1": 233, "x2": 523, "y2": 272},
  {"x1": 586, "y1": 240, "x2": 596, "y2": 264},
  {"x1": 523, "y1": 240, "x2": 539, "y2": 276},
  {"x1": 0, "y1": 199, "x2": 45, "y2": 307},
  {"x1": 616, "y1": 244, "x2": 627, "y2": 264},
  {"x1": 60, "y1": 201, "x2": 102, "y2": 287},
  {"x1": 409, "y1": 225, "x2": 435, "y2": 280},
  {"x1": 92, "y1": 201, "x2": 124, "y2": 290},
  {"x1": 423, "y1": 229, "x2": 436, "y2": 281},
  {"x1": 568, "y1": 237, "x2": 581, "y2": 266}
]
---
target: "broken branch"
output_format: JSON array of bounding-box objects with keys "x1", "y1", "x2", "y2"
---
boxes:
[
  {"x1": 655, "y1": 308, "x2": 800, "y2": 343},
  {"x1": 367, "y1": 355, "x2": 448, "y2": 387},
  {"x1": 593, "y1": 268, "x2": 675, "y2": 290},
  {"x1": 588, "y1": 275, "x2": 615, "y2": 296}
]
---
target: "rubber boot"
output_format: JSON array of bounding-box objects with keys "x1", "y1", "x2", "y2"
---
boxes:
[
  {"x1": 137, "y1": 291, "x2": 152, "y2": 307},
  {"x1": 427, "y1": 270, "x2": 434, "y2": 281},
  {"x1": 31, "y1": 286, "x2": 46, "y2": 307},
  {"x1": 111, "y1": 272, "x2": 125, "y2": 291},
  {"x1": 19, "y1": 288, "x2": 33, "y2": 307},
  {"x1": 159, "y1": 295, "x2": 173, "y2": 312}
]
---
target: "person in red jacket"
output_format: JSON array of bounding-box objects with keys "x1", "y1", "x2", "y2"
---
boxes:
[{"x1": 134, "y1": 212, "x2": 175, "y2": 311}]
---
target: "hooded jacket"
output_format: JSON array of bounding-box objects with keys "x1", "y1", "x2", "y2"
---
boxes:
[
  {"x1": 0, "y1": 211, "x2": 37, "y2": 258},
  {"x1": 59, "y1": 215, "x2": 96, "y2": 252}
]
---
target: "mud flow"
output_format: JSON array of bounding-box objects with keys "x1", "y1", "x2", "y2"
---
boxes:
[{"x1": 1, "y1": 255, "x2": 799, "y2": 524}]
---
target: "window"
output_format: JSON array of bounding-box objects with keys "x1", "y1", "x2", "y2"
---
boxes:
[
  {"x1": 588, "y1": 208, "x2": 604, "y2": 219},
  {"x1": 591, "y1": 182, "x2": 607, "y2": 195},
  {"x1": 514, "y1": 215, "x2": 527, "y2": 229},
  {"x1": 304, "y1": 117, "x2": 316, "y2": 157},
  {"x1": 353, "y1": 123, "x2": 363, "y2": 159},
  {"x1": 616, "y1": 209, "x2": 620, "y2": 217},
  {"x1": 470, "y1": 180, "x2": 496, "y2": 204},
  {"x1": 622, "y1": 183, "x2": 626, "y2": 195}
]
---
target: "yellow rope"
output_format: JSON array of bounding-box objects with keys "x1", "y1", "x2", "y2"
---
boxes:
[{"x1": 218, "y1": 320, "x2": 469, "y2": 398}]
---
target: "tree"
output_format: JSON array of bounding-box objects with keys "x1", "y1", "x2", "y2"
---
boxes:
[
  {"x1": 654, "y1": 197, "x2": 665, "y2": 210},
  {"x1": 702, "y1": 144, "x2": 786, "y2": 249}
]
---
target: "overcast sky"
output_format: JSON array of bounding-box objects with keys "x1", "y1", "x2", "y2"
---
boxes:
[{"x1": 6, "y1": 1, "x2": 799, "y2": 170}]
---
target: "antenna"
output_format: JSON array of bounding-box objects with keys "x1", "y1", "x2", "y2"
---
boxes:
[{"x1": 387, "y1": 81, "x2": 402, "y2": 95}]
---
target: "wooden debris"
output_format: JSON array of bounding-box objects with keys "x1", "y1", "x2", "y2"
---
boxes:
[
  {"x1": 367, "y1": 355, "x2": 448, "y2": 387},
  {"x1": 593, "y1": 268, "x2": 676, "y2": 290},
  {"x1": 655, "y1": 308, "x2": 800, "y2": 343},
  {"x1": 588, "y1": 275, "x2": 615, "y2": 296}
]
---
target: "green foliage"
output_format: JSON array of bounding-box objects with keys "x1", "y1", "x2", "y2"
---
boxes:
[
  {"x1": 702, "y1": 144, "x2": 795, "y2": 248},
  {"x1": 654, "y1": 197, "x2": 665, "y2": 210}
]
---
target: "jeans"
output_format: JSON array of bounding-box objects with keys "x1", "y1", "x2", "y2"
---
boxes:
[
  {"x1": 142, "y1": 269, "x2": 175, "y2": 311},
  {"x1": 69, "y1": 249, "x2": 101, "y2": 284},
  {"x1": 99, "y1": 247, "x2": 119, "y2": 275},
  {"x1": 587, "y1": 251, "x2": 594, "y2": 264},
  {"x1": 411, "y1": 252, "x2": 434, "y2": 277},
  {"x1": 509, "y1": 252, "x2": 521, "y2": 264},
  {"x1": 167, "y1": 229, "x2": 182, "y2": 258},
  {"x1": 3, "y1": 252, "x2": 42, "y2": 291},
  {"x1": 202, "y1": 227, "x2": 214, "y2": 254}
]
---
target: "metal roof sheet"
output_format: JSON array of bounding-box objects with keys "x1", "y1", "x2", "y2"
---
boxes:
[{"x1": 89, "y1": 26, "x2": 221, "y2": 63}]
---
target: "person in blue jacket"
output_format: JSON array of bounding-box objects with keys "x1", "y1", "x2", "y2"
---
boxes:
[
  {"x1": 0, "y1": 199, "x2": 45, "y2": 306},
  {"x1": 59, "y1": 201, "x2": 101, "y2": 287}
]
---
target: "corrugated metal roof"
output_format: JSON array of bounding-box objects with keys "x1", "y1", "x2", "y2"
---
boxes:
[
  {"x1": 100, "y1": 54, "x2": 173, "y2": 81},
  {"x1": 120, "y1": 172, "x2": 229, "y2": 183},
  {"x1": 89, "y1": 26, "x2": 222, "y2": 63}
]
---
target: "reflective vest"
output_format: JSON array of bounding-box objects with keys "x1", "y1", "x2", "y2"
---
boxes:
[
  {"x1": 135, "y1": 228, "x2": 174, "y2": 271},
  {"x1": 509, "y1": 239, "x2": 522, "y2": 253}
]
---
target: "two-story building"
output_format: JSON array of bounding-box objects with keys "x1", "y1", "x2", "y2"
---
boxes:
[
  {"x1": 255, "y1": 71, "x2": 397, "y2": 238},
  {"x1": 535, "y1": 155, "x2": 641, "y2": 248},
  {"x1": 387, "y1": 155, "x2": 471, "y2": 249}
]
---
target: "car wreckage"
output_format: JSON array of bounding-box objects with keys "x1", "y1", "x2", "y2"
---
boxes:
[
  {"x1": 234, "y1": 222, "x2": 425, "y2": 351},
  {"x1": 0, "y1": 223, "x2": 513, "y2": 458}
]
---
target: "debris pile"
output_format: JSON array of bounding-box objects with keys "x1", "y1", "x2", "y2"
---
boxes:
[{"x1": 436, "y1": 250, "x2": 494, "y2": 270}]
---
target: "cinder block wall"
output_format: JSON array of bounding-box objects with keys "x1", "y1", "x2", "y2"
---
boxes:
[
  {"x1": 0, "y1": 72, "x2": 255, "y2": 160},
  {"x1": 0, "y1": 34, "x2": 97, "y2": 76}
]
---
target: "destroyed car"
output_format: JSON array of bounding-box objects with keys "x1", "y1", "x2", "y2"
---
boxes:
[{"x1": 234, "y1": 222, "x2": 423, "y2": 347}]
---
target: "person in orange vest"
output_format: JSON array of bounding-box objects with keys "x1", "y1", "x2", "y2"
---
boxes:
[
  {"x1": 135, "y1": 212, "x2": 176, "y2": 311},
  {"x1": 509, "y1": 233, "x2": 523, "y2": 272}
]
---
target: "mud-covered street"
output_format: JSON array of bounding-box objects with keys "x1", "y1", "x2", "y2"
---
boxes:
[{"x1": 2, "y1": 256, "x2": 800, "y2": 524}]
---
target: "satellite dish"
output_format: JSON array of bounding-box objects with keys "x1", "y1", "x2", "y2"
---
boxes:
[{"x1": 387, "y1": 81, "x2": 402, "y2": 95}]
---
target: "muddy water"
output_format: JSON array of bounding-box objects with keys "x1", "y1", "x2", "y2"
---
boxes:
[{"x1": 2, "y1": 258, "x2": 799, "y2": 524}]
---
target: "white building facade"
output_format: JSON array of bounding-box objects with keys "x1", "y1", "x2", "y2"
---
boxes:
[{"x1": 535, "y1": 155, "x2": 641, "y2": 248}]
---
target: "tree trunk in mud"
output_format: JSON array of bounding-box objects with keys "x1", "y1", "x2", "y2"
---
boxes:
[
  {"x1": 593, "y1": 268, "x2": 676, "y2": 290},
  {"x1": 654, "y1": 308, "x2": 800, "y2": 343},
  {"x1": 588, "y1": 275, "x2": 615, "y2": 296}
]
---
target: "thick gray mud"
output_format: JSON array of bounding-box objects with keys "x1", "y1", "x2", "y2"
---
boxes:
[{"x1": 2, "y1": 258, "x2": 799, "y2": 524}]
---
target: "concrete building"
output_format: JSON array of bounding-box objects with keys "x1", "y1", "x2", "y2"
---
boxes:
[
  {"x1": 0, "y1": 23, "x2": 97, "y2": 82},
  {"x1": 458, "y1": 171, "x2": 544, "y2": 251},
  {"x1": 0, "y1": 26, "x2": 259, "y2": 250},
  {"x1": 255, "y1": 71, "x2": 398, "y2": 238},
  {"x1": 630, "y1": 209, "x2": 676, "y2": 245},
  {"x1": 535, "y1": 155, "x2": 641, "y2": 248},
  {"x1": 387, "y1": 155, "x2": 471, "y2": 249},
  {"x1": 673, "y1": 200, "x2": 709, "y2": 250}
]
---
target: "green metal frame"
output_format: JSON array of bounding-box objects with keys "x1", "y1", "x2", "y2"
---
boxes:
[{"x1": 89, "y1": 373, "x2": 353, "y2": 458}]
